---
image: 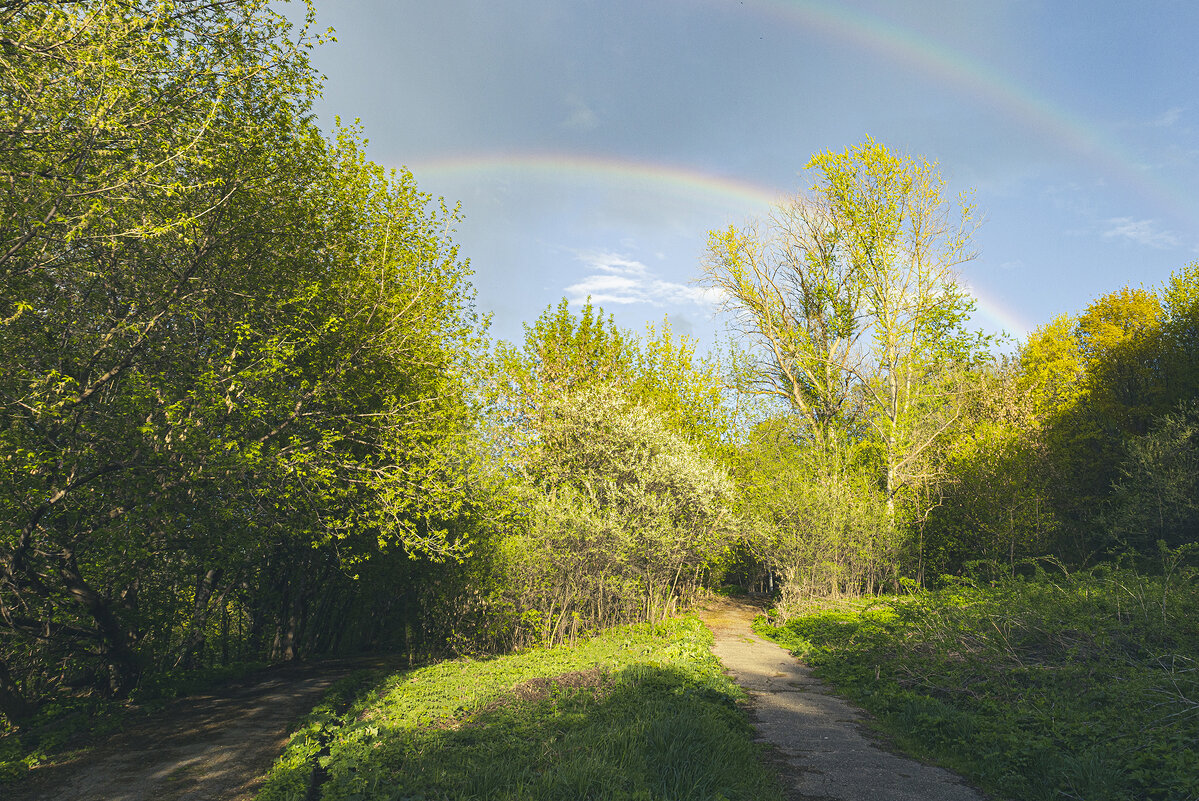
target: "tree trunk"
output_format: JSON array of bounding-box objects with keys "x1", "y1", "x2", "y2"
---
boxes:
[
  {"x1": 175, "y1": 568, "x2": 222, "y2": 669},
  {"x1": 0, "y1": 659, "x2": 36, "y2": 723},
  {"x1": 58, "y1": 549, "x2": 140, "y2": 696}
]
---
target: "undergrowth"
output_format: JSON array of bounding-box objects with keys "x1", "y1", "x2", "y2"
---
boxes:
[
  {"x1": 757, "y1": 560, "x2": 1199, "y2": 801},
  {"x1": 256, "y1": 615, "x2": 782, "y2": 801}
]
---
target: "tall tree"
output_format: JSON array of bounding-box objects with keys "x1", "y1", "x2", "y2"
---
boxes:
[
  {"x1": 809, "y1": 138, "x2": 982, "y2": 513},
  {"x1": 1, "y1": 0, "x2": 326, "y2": 704},
  {"x1": 702, "y1": 138, "x2": 982, "y2": 517}
]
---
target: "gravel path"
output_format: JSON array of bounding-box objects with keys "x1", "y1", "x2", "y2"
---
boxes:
[
  {"x1": 699, "y1": 598, "x2": 988, "y2": 801},
  {"x1": 6, "y1": 658, "x2": 389, "y2": 801}
]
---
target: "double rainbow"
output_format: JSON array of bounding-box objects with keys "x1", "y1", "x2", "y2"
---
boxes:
[{"x1": 408, "y1": 0, "x2": 1193, "y2": 340}]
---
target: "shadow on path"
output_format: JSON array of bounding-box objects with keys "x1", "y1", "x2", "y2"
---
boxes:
[{"x1": 7, "y1": 657, "x2": 395, "y2": 801}]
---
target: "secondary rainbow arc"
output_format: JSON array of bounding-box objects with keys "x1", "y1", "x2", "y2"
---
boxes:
[{"x1": 754, "y1": 0, "x2": 1197, "y2": 229}]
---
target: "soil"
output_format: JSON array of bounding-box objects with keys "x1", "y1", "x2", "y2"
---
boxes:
[
  {"x1": 697, "y1": 597, "x2": 991, "y2": 801},
  {"x1": 5, "y1": 657, "x2": 395, "y2": 801}
]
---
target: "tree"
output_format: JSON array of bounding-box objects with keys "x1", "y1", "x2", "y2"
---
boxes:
[
  {"x1": 809, "y1": 138, "x2": 983, "y2": 514},
  {"x1": 1019, "y1": 275, "x2": 1199, "y2": 560},
  {"x1": 1, "y1": 0, "x2": 327, "y2": 705},
  {"x1": 732, "y1": 417, "x2": 893, "y2": 610},
  {"x1": 489, "y1": 299, "x2": 729, "y2": 449},
  {"x1": 1019, "y1": 314, "x2": 1085, "y2": 424},
  {"x1": 702, "y1": 138, "x2": 982, "y2": 522},
  {"x1": 922, "y1": 361, "x2": 1057, "y2": 579},
  {"x1": 489, "y1": 299, "x2": 630, "y2": 446},
  {"x1": 0, "y1": 1, "x2": 485, "y2": 715},
  {"x1": 481, "y1": 302, "x2": 736, "y2": 644}
]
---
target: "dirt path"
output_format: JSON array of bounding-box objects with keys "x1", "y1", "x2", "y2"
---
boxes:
[
  {"x1": 7, "y1": 657, "x2": 392, "y2": 801},
  {"x1": 698, "y1": 598, "x2": 987, "y2": 801}
]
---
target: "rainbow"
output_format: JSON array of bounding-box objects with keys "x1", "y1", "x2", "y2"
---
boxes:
[
  {"x1": 748, "y1": 0, "x2": 1198, "y2": 228},
  {"x1": 406, "y1": 0, "x2": 1175, "y2": 342},
  {"x1": 411, "y1": 152, "x2": 1035, "y2": 338},
  {"x1": 407, "y1": 3, "x2": 1198, "y2": 229},
  {"x1": 409, "y1": 153, "x2": 1033, "y2": 339},
  {"x1": 966, "y1": 284, "x2": 1032, "y2": 339},
  {"x1": 406, "y1": 152, "x2": 786, "y2": 214}
]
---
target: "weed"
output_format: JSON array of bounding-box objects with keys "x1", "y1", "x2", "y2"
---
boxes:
[
  {"x1": 756, "y1": 565, "x2": 1199, "y2": 801},
  {"x1": 257, "y1": 616, "x2": 782, "y2": 801}
]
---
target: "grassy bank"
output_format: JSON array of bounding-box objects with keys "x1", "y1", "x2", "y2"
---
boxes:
[
  {"x1": 757, "y1": 565, "x2": 1199, "y2": 801},
  {"x1": 257, "y1": 615, "x2": 782, "y2": 801}
]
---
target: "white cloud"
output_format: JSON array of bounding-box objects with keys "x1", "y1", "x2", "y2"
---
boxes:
[
  {"x1": 1101, "y1": 217, "x2": 1182, "y2": 249},
  {"x1": 582, "y1": 251, "x2": 648, "y2": 275},
  {"x1": 564, "y1": 274, "x2": 643, "y2": 304},
  {"x1": 1147, "y1": 106, "x2": 1185, "y2": 128},
  {"x1": 564, "y1": 250, "x2": 720, "y2": 307},
  {"x1": 561, "y1": 93, "x2": 598, "y2": 131},
  {"x1": 1118, "y1": 107, "x2": 1186, "y2": 130}
]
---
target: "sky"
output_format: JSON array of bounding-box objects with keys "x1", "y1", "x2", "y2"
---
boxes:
[{"x1": 285, "y1": 0, "x2": 1199, "y2": 352}]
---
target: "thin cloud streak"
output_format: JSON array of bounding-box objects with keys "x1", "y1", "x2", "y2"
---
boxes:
[{"x1": 1102, "y1": 217, "x2": 1182, "y2": 249}]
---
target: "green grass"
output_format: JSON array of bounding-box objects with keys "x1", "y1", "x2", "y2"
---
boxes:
[
  {"x1": 256, "y1": 615, "x2": 782, "y2": 801},
  {"x1": 756, "y1": 566, "x2": 1199, "y2": 801}
]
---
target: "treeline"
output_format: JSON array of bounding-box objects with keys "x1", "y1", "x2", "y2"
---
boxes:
[
  {"x1": 926, "y1": 271, "x2": 1199, "y2": 573},
  {"x1": 3, "y1": 0, "x2": 1198, "y2": 729},
  {"x1": 0, "y1": 1, "x2": 486, "y2": 720}
]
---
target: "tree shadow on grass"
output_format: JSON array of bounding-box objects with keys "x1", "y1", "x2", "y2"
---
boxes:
[{"x1": 309, "y1": 663, "x2": 783, "y2": 801}]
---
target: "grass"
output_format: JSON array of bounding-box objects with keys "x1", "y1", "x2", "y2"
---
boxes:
[
  {"x1": 756, "y1": 564, "x2": 1199, "y2": 801},
  {"x1": 256, "y1": 615, "x2": 783, "y2": 801}
]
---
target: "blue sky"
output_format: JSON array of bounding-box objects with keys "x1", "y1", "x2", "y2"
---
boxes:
[{"x1": 288, "y1": 0, "x2": 1199, "y2": 351}]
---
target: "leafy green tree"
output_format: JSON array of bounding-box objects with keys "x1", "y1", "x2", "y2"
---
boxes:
[
  {"x1": 0, "y1": 1, "x2": 485, "y2": 716},
  {"x1": 627, "y1": 317, "x2": 733, "y2": 449},
  {"x1": 1076, "y1": 287, "x2": 1163, "y2": 364},
  {"x1": 489, "y1": 299, "x2": 630, "y2": 447},
  {"x1": 1004, "y1": 270, "x2": 1199, "y2": 562},
  {"x1": 1, "y1": 0, "x2": 326, "y2": 706},
  {"x1": 1019, "y1": 314, "x2": 1085, "y2": 424},
  {"x1": 701, "y1": 138, "x2": 986, "y2": 598},
  {"x1": 1155, "y1": 262, "x2": 1199, "y2": 411},
  {"x1": 808, "y1": 138, "x2": 983, "y2": 515},
  {"x1": 733, "y1": 417, "x2": 893, "y2": 609},
  {"x1": 1027, "y1": 287, "x2": 1168, "y2": 557},
  {"x1": 921, "y1": 361, "x2": 1057, "y2": 579},
  {"x1": 702, "y1": 138, "x2": 983, "y2": 515},
  {"x1": 481, "y1": 301, "x2": 735, "y2": 644},
  {"x1": 490, "y1": 299, "x2": 729, "y2": 448}
]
